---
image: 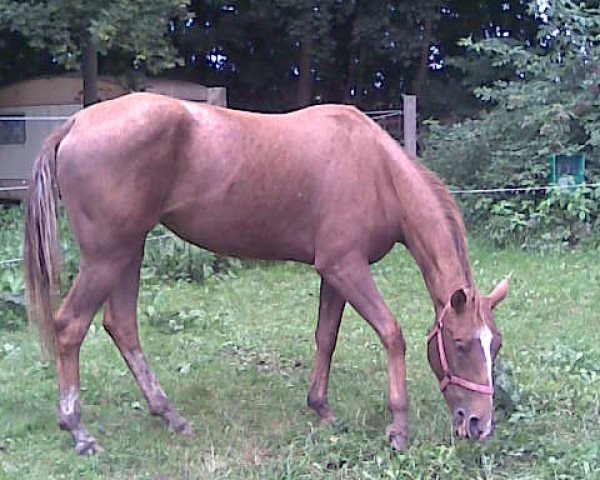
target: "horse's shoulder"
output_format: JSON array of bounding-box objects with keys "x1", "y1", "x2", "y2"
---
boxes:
[
  {"x1": 74, "y1": 92, "x2": 186, "y2": 121},
  {"x1": 297, "y1": 104, "x2": 371, "y2": 129}
]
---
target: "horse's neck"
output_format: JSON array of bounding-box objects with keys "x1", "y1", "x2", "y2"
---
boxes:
[
  {"x1": 391, "y1": 167, "x2": 472, "y2": 314},
  {"x1": 408, "y1": 237, "x2": 471, "y2": 315}
]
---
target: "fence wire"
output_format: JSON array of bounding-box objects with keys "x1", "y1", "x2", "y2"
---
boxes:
[
  {"x1": 449, "y1": 183, "x2": 600, "y2": 195},
  {"x1": 365, "y1": 109, "x2": 403, "y2": 121},
  {"x1": 2, "y1": 182, "x2": 598, "y2": 267},
  {"x1": 0, "y1": 234, "x2": 176, "y2": 267},
  {"x1": 2, "y1": 114, "x2": 594, "y2": 208},
  {"x1": 2, "y1": 113, "x2": 404, "y2": 121},
  {"x1": 369, "y1": 112, "x2": 403, "y2": 121},
  {"x1": 0, "y1": 116, "x2": 70, "y2": 121}
]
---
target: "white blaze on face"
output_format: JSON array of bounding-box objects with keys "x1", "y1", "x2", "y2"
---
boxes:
[
  {"x1": 479, "y1": 325, "x2": 494, "y2": 387},
  {"x1": 479, "y1": 324, "x2": 495, "y2": 422}
]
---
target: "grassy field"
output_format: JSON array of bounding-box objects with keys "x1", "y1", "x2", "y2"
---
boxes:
[{"x1": 0, "y1": 236, "x2": 599, "y2": 479}]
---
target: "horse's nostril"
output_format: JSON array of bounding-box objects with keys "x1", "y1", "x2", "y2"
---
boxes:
[
  {"x1": 456, "y1": 408, "x2": 466, "y2": 419},
  {"x1": 468, "y1": 416, "x2": 482, "y2": 440}
]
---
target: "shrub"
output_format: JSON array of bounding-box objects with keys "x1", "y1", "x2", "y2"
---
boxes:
[
  {"x1": 0, "y1": 205, "x2": 239, "y2": 330},
  {"x1": 421, "y1": 0, "x2": 600, "y2": 248}
]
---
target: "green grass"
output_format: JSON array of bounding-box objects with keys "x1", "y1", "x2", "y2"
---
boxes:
[{"x1": 1, "y1": 241, "x2": 599, "y2": 479}]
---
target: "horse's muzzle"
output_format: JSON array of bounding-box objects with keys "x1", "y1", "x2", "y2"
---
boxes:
[{"x1": 453, "y1": 409, "x2": 495, "y2": 440}]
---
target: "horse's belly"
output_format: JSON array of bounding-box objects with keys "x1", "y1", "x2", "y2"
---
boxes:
[{"x1": 161, "y1": 206, "x2": 316, "y2": 264}]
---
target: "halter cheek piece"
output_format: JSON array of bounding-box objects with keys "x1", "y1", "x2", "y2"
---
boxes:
[{"x1": 427, "y1": 299, "x2": 494, "y2": 396}]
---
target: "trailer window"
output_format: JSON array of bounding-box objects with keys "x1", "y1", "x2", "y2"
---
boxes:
[{"x1": 0, "y1": 114, "x2": 26, "y2": 145}]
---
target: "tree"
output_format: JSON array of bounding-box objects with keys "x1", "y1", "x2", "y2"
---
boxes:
[
  {"x1": 422, "y1": 0, "x2": 600, "y2": 246},
  {"x1": 0, "y1": 0, "x2": 554, "y2": 116},
  {"x1": 0, "y1": 0, "x2": 191, "y2": 105},
  {"x1": 175, "y1": 0, "x2": 446, "y2": 111},
  {"x1": 461, "y1": 0, "x2": 599, "y2": 179},
  {"x1": 175, "y1": 1, "x2": 536, "y2": 115},
  {"x1": 426, "y1": 0, "x2": 538, "y2": 121},
  {"x1": 0, "y1": 30, "x2": 59, "y2": 87}
]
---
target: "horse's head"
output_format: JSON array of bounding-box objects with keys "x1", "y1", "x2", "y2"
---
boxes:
[{"x1": 427, "y1": 278, "x2": 509, "y2": 441}]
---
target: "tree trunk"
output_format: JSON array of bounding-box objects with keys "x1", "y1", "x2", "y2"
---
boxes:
[
  {"x1": 81, "y1": 31, "x2": 99, "y2": 107},
  {"x1": 343, "y1": 51, "x2": 358, "y2": 104},
  {"x1": 297, "y1": 23, "x2": 314, "y2": 108},
  {"x1": 344, "y1": 44, "x2": 366, "y2": 105},
  {"x1": 329, "y1": 1, "x2": 359, "y2": 104},
  {"x1": 413, "y1": 14, "x2": 433, "y2": 97}
]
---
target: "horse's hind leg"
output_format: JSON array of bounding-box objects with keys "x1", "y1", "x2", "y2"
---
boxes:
[
  {"x1": 102, "y1": 246, "x2": 194, "y2": 436},
  {"x1": 55, "y1": 256, "x2": 131, "y2": 455},
  {"x1": 307, "y1": 278, "x2": 345, "y2": 424}
]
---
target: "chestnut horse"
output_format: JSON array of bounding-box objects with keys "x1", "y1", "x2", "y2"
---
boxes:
[{"x1": 24, "y1": 93, "x2": 508, "y2": 455}]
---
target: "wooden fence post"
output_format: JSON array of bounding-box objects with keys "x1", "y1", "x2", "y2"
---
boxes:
[
  {"x1": 207, "y1": 87, "x2": 228, "y2": 107},
  {"x1": 402, "y1": 94, "x2": 417, "y2": 158}
]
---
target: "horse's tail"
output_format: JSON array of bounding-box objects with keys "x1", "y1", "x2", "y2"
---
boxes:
[{"x1": 23, "y1": 118, "x2": 75, "y2": 355}]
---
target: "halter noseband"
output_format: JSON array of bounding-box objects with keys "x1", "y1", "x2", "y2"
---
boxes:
[{"x1": 427, "y1": 297, "x2": 494, "y2": 396}]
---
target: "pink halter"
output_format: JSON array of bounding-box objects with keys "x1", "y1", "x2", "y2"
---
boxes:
[{"x1": 427, "y1": 298, "x2": 494, "y2": 396}]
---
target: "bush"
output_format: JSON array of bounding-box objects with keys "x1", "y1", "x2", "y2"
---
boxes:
[
  {"x1": 0, "y1": 205, "x2": 239, "y2": 330},
  {"x1": 457, "y1": 186, "x2": 600, "y2": 249},
  {"x1": 142, "y1": 225, "x2": 240, "y2": 283},
  {"x1": 421, "y1": 0, "x2": 600, "y2": 248},
  {"x1": 0, "y1": 205, "x2": 26, "y2": 330}
]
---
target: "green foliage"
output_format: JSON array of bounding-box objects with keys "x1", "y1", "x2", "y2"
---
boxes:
[
  {"x1": 0, "y1": 30, "x2": 58, "y2": 87},
  {"x1": 140, "y1": 286, "x2": 208, "y2": 334},
  {"x1": 176, "y1": 0, "x2": 541, "y2": 116},
  {"x1": 0, "y1": 205, "x2": 26, "y2": 330},
  {"x1": 180, "y1": 0, "x2": 445, "y2": 110},
  {"x1": 422, "y1": 0, "x2": 600, "y2": 247},
  {"x1": 460, "y1": 186, "x2": 600, "y2": 248},
  {"x1": 0, "y1": 0, "x2": 548, "y2": 118},
  {"x1": 142, "y1": 226, "x2": 240, "y2": 284},
  {"x1": 0, "y1": 268, "x2": 25, "y2": 331},
  {"x1": 0, "y1": 205, "x2": 238, "y2": 330},
  {"x1": 0, "y1": 0, "x2": 190, "y2": 74}
]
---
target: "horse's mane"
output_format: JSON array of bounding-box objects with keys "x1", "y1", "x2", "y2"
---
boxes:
[
  {"x1": 359, "y1": 108, "x2": 474, "y2": 288},
  {"x1": 409, "y1": 158, "x2": 473, "y2": 287}
]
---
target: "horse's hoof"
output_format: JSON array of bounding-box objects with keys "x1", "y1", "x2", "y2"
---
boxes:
[
  {"x1": 75, "y1": 439, "x2": 103, "y2": 455},
  {"x1": 178, "y1": 422, "x2": 196, "y2": 439},
  {"x1": 163, "y1": 409, "x2": 195, "y2": 438},
  {"x1": 388, "y1": 434, "x2": 408, "y2": 452},
  {"x1": 385, "y1": 426, "x2": 408, "y2": 453},
  {"x1": 319, "y1": 414, "x2": 337, "y2": 427}
]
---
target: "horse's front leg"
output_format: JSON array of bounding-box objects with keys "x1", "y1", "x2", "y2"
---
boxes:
[
  {"x1": 316, "y1": 253, "x2": 409, "y2": 452},
  {"x1": 307, "y1": 278, "x2": 346, "y2": 424}
]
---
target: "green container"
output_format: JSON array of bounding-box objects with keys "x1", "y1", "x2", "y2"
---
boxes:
[{"x1": 550, "y1": 154, "x2": 585, "y2": 188}]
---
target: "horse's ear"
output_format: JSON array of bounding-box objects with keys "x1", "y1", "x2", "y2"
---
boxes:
[
  {"x1": 450, "y1": 288, "x2": 467, "y2": 315},
  {"x1": 488, "y1": 278, "x2": 510, "y2": 310}
]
